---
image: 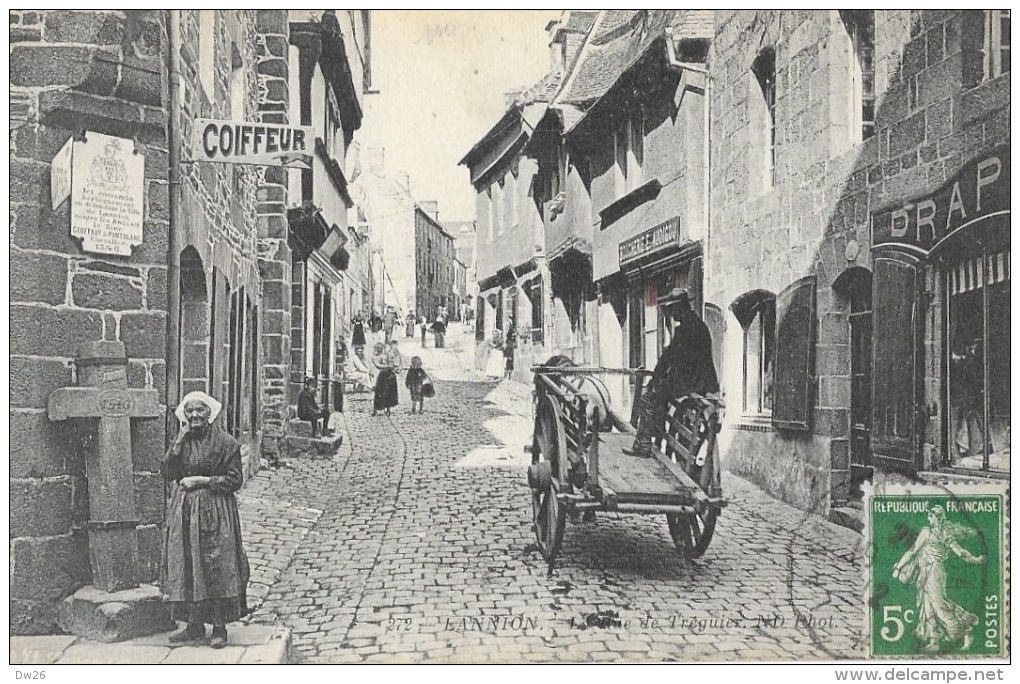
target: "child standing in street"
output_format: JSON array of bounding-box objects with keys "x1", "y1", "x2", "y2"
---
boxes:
[{"x1": 405, "y1": 356, "x2": 430, "y2": 414}]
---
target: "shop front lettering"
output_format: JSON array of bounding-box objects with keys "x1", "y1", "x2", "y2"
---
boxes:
[
  {"x1": 620, "y1": 217, "x2": 681, "y2": 264},
  {"x1": 872, "y1": 145, "x2": 1010, "y2": 254},
  {"x1": 191, "y1": 118, "x2": 314, "y2": 168}
]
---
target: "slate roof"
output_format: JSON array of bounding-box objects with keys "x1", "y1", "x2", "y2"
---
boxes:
[{"x1": 557, "y1": 10, "x2": 679, "y2": 107}]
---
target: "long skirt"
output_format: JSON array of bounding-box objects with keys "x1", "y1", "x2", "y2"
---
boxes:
[
  {"x1": 161, "y1": 487, "x2": 250, "y2": 624},
  {"x1": 352, "y1": 325, "x2": 366, "y2": 347},
  {"x1": 374, "y1": 369, "x2": 399, "y2": 410},
  {"x1": 485, "y1": 349, "x2": 504, "y2": 378}
]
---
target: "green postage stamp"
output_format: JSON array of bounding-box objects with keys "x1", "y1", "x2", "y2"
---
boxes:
[{"x1": 865, "y1": 483, "x2": 1009, "y2": 658}]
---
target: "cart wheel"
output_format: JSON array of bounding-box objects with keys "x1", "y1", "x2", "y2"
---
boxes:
[
  {"x1": 530, "y1": 396, "x2": 567, "y2": 564},
  {"x1": 667, "y1": 509, "x2": 718, "y2": 560}
]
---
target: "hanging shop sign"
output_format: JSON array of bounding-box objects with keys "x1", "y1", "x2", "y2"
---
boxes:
[
  {"x1": 872, "y1": 144, "x2": 1009, "y2": 255},
  {"x1": 192, "y1": 118, "x2": 314, "y2": 168}
]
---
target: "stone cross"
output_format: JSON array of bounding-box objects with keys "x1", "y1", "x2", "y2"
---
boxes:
[{"x1": 48, "y1": 341, "x2": 161, "y2": 593}]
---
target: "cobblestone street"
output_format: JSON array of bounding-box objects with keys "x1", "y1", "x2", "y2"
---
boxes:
[{"x1": 234, "y1": 328, "x2": 865, "y2": 663}]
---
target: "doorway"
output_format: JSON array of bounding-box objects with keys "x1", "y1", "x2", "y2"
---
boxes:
[{"x1": 836, "y1": 267, "x2": 873, "y2": 498}]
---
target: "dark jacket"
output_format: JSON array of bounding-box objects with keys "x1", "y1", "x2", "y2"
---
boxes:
[
  {"x1": 297, "y1": 387, "x2": 322, "y2": 421},
  {"x1": 652, "y1": 308, "x2": 719, "y2": 399}
]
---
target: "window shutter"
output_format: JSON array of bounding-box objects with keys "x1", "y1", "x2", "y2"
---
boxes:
[
  {"x1": 704, "y1": 303, "x2": 726, "y2": 395},
  {"x1": 870, "y1": 253, "x2": 923, "y2": 469},
  {"x1": 772, "y1": 275, "x2": 817, "y2": 430}
]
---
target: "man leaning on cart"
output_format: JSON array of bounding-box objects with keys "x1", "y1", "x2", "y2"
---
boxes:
[{"x1": 629, "y1": 287, "x2": 720, "y2": 457}]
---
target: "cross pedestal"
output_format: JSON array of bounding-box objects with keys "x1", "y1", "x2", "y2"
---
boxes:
[{"x1": 48, "y1": 341, "x2": 174, "y2": 641}]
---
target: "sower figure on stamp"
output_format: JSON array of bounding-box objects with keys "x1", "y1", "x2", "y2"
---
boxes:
[
  {"x1": 629, "y1": 288, "x2": 719, "y2": 457},
  {"x1": 160, "y1": 392, "x2": 250, "y2": 648}
]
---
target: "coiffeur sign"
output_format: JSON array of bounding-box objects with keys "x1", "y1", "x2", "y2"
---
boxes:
[
  {"x1": 192, "y1": 118, "x2": 314, "y2": 168},
  {"x1": 872, "y1": 144, "x2": 1009, "y2": 255}
]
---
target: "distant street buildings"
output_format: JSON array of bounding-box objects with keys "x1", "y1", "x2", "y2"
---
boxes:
[{"x1": 463, "y1": 10, "x2": 1011, "y2": 522}]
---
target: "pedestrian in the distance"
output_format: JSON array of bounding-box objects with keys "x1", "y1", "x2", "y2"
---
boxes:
[
  {"x1": 160, "y1": 392, "x2": 250, "y2": 649},
  {"x1": 371, "y1": 342, "x2": 398, "y2": 416},
  {"x1": 383, "y1": 305, "x2": 398, "y2": 343},
  {"x1": 369, "y1": 309, "x2": 384, "y2": 347},
  {"x1": 351, "y1": 312, "x2": 366, "y2": 348},
  {"x1": 405, "y1": 355, "x2": 431, "y2": 414},
  {"x1": 503, "y1": 317, "x2": 517, "y2": 380},
  {"x1": 433, "y1": 314, "x2": 447, "y2": 349},
  {"x1": 419, "y1": 314, "x2": 428, "y2": 348},
  {"x1": 405, "y1": 311, "x2": 416, "y2": 338}
]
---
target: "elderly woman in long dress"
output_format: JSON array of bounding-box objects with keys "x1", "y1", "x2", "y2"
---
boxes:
[
  {"x1": 160, "y1": 392, "x2": 250, "y2": 648},
  {"x1": 371, "y1": 341, "x2": 399, "y2": 416}
]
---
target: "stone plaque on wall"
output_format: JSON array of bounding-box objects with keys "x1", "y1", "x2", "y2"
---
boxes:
[{"x1": 70, "y1": 132, "x2": 145, "y2": 256}]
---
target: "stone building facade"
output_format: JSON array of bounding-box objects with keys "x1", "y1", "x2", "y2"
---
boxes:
[
  {"x1": 705, "y1": 10, "x2": 1010, "y2": 521},
  {"x1": 8, "y1": 9, "x2": 376, "y2": 634},
  {"x1": 10, "y1": 9, "x2": 172, "y2": 634},
  {"x1": 557, "y1": 11, "x2": 712, "y2": 413},
  {"x1": 284, "y1": 10, "x2": 369, "y2": 420},
  {"x1": 461, "y1": 79, "x2": 558, "y2": 380},
  {"x1": 414, "y1": 203, "x2": 457, "y2": 321},
  {"x1": 351, "y1": 148, "x2": 417, "y2": 316}
]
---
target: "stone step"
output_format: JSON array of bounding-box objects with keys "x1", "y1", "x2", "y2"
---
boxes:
[
  {"x1": 829, "y1": 506, "x2": 864, "y2": 533},
  {"x1": 284, "y1": 432, "x2": 343, "y2": 458}
]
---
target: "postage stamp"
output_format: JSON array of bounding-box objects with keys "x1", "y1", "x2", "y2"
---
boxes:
[{"x1": 864, "y1": 482, "x2": 1009, "y2": 658}]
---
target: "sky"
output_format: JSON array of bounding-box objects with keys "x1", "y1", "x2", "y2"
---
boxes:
[{"x1": 358, "y1": 10, "x2": 563, "y2": 223}]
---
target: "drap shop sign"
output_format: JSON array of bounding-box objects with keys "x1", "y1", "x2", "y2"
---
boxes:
[
  {"x1": 872, "y1": 145, "x2": 1009, "y2": 254},
  {"x1": 193, "y1": 118, "x2": 314, "y2": 168}
]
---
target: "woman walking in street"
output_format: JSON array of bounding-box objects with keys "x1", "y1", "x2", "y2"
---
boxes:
[
  {"x1": 369, "y1": 309, "x2": 384, "y2": 346},
  {"x1": 484, "y1": 327, "x2": 504, "y2": 379},
  {"x1": 351, "y1": 311, "x2": 366, "y2": 349},
  {"x1": 371, "y1": 341, "x2": 399, "y2": 416},
  {"x1": 432, "y1": 314, "x2": 447, "y2": 348},
  {"x1": 160, "y1": 392, "x2": 249, "y2": 649},
  {"x1": 503, "y1": 317, "x2": 517, "y2": 380}
]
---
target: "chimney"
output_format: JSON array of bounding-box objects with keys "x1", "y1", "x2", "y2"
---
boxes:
[
  {"x1": 503, "y1": 89, "x2": 524, "y2": 109},
  {"x1": 419, "y1": 200, "x2": 439, "y2": 222},
  {"x1": 365, "y1": 147, "x2": 385, "y2": 175},
  {"x1": 394, "y1": 172, "x2": 411, "y2": 194},
  {"x1": 547, "y1": 15, "x2": 566, "y2": 74}
]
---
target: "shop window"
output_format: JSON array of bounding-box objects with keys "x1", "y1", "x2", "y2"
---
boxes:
[
  {"x1": 947, "y1": 248, "x2": 1010, "y2": 473},
  {"x1": 527, "y1": 278, "x2": 544, "y2": 345},
  {"x1": 772, "y1": 276, "x2": 817, "y2": 430},
  {"x1": 492, "y1": 180, "x2": 504, "y2": 236},
  {"x1": 506, "y1": 168, "x2": 518, "y2": 229},
  {"x1": 613, "y1": 112, "x2": 644, "y2": 198},
  {"x1": 704, "y1": 303, "x2": 726, "y2": 399},
  {"x1": 247, "y1": 295, "x2": 260, "y2": 434},
  {"x1": 984, "y1": 10, "x2": 1010, "y2": 80},
  {"x1": 752, "y1": 48, "x2": 777, "y2": 188},
  {"x1": 226, "y1": 287, "x2": 243, "y2": 437},
  {"x1": 628, "y1": 288, "x2": 645, "y2": 369},
  {"x1": 841, "y1": 11, "x2": 876, "y2": 141},
  {"x1": 732, "y1": 290, "x2": 776, "y2": 416}
]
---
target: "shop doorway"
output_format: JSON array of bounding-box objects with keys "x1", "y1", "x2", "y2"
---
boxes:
[{"x1": 847, "y1": 270, "x2": 873, "y2": 494}]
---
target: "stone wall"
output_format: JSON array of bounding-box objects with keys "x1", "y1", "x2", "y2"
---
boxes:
[
  {"x1": 253, "y1": 11, "x2": 294, "y2": 465},
  {"x1": 9, "y1": 9, "x2": 169, "y2": 634},
  {"x1": 707, "y1": 10, "x2": 1009, "y2": 514}
]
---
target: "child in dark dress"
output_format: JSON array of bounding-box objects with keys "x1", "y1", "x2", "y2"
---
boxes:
[{"x1": 405, "y1": 356, "x2": 429, "y2": 414}]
